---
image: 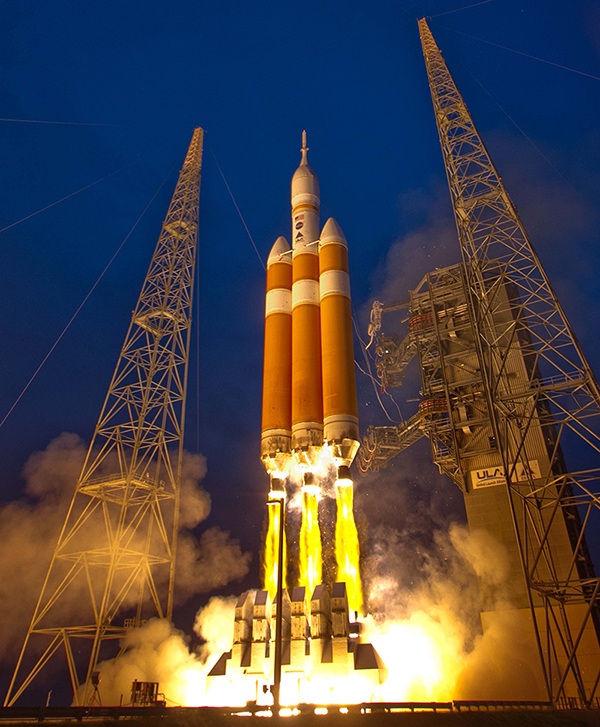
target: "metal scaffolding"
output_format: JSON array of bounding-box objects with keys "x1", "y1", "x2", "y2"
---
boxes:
[
  {"x1": 360, "y1": 21, "x2": 600, "y2": 706},
  {"x1": 5, "y1": 128, "x2": 204, "y2": 707}
]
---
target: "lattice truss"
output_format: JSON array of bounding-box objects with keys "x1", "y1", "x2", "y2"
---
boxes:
[
  {"x1": 422, "y1": 20, "x2": 600, "y2": 700},
  {"x1": 360, "y1": 264, "x2": 478, "y2": 487},
  {"x1": 360, "y1": 21, "x2": 600, "y2": 705},
  {"x1": 5, "y1": 128, "x2": 204, "y2": 707}
]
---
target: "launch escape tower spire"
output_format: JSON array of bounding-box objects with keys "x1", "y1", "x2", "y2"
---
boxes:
[
  {"x1": 360, "y1": 21, "x2": 600, "y2": 705},
  {"x1": 5, "y1": 128, "x2": 204, "y2": 707}
]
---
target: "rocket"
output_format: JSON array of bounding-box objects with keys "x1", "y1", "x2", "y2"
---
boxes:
[
  {"x1": 261, "y1": 133, "x2": 364, "y2": 611},
  {"x1": 261, "y1": 132, "x2": 359, "y2": 483}
]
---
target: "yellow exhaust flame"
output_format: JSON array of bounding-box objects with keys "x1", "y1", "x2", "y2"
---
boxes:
[
  {"x1": 299, "y1": 488, "x2": 322, "y2": 596},
  {"x1": 263, "y1": 503, "x2": 287, "y2": 600},
  {"x1": 335, "y1": 480, "x2": 364, "y2": 616}
]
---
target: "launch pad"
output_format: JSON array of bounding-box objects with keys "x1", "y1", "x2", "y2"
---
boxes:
[
  {"x1": 5, "y1": 701, "x2": 593, "y2": 726},
  {"x1": 206, "y1": 584, "x2": 386, "y2": 707}
]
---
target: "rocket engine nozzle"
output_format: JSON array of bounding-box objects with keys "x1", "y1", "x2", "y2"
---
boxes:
[
  {"x1": 336, "y1": 465, "x2": 352, "y2": 483},
  {"x1": 268, "y1": 477, "x2": 286, "y2": 501}
]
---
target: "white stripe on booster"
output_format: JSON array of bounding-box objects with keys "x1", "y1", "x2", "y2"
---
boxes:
[
  {"x1": 266, "y1": 289, "x2": 292, "y2": 316},
  {"x1": 319, "y1": 269, "x2": 350, "y2": 299},
  {"x1": 292, "y1": 280, "x2": 320, "y2": 307}
]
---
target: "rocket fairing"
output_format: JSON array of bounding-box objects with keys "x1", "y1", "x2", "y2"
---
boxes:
[
  {"x1": 261, "y1": 132, "x2": 360, "y2": 477},
  {"x1": 261, "y1": 236, "x2": 293, "y2": 475}
]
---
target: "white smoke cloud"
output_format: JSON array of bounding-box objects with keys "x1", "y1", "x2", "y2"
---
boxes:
[
  {"x1": 193, "y1": 595, "x2": 237, "y2": 661},
  {"x1": 363, "y1": 182, "x2": 459, "y2": 320},
  {"x1": 179, "y1": 452, "x2": 210, "y2": 528},
  {"x1": 0, "y1": 433, "x2": 250, "y2": 669},
  {"x1": 88, "y1": 596, "x2": 237, "y2": 707},
  {"x1": 87, "y1": 521, "x2": 544, "y2": 707},
  {"x1": 361, "y1": 521, "x2": 545, "y2": 701},
  {"x1": 85, "y1": 618, "x2": 200, "y2": 707},
  {"x1": 176, "y1": 527, "x2": 252, "y2": 599},
  {"x1": 21, "y1": 431, "x2": 87, "y2": 500},
  {"x1": 0, "y1": 433, "x2": 87, "y2": 659}
]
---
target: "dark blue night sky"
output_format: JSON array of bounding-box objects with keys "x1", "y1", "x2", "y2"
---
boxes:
[{"x1": 1, "y1": 0, "x2": 600, "y2": 690}]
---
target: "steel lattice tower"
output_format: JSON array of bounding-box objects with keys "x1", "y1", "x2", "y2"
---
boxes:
[
  {"x1": 418, "y1": 21, "x2": 600, "y2": 703},
  {"x1": 5, "y1": 127, "x2": 204, "y2": 707},
  {"x1": 360, "y1": 22, "x2": 600, "y2": 705}
]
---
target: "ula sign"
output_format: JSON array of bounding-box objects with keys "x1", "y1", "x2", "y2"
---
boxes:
[{"x1": 471, "y1": 460, "x2": 541, "y2": 489}]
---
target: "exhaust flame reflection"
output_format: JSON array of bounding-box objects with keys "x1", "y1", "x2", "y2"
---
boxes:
[
  {"x1": 264, "y1": 503, "x2": 287, "y2": 600},
  {"x1": 299, "y1": 488, "x2": 322, "y2": 596},
  {"x1": 263, "y1": 446, "x2": 364, "y2": 611},
  {"x1": 335, "y1": 480, "x2": 363, "y2": 616}
]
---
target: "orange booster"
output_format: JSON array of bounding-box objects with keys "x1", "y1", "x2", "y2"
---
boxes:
[
  {"x1": 319, "y1": 219, "x2": 360, "y2": 467},
  {"x1": 291, "y1": 133, "x2": 323, "y2": 467},
  {"x1": 261, "y1": 236, "x2": 293, "y2": 474}
]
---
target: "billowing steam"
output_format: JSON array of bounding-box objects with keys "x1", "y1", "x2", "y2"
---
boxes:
[
  {"x1": 82, "y1": 596, "x2": 237, "y2": 707},
  {"x1": 361, "y1": 519, "x2": 544, "y2": 701},
  {"x1": 0, "y1": 433, "x2": 86, "y2": 660},
  {"x1": 74, "y1": 514, "x2": 543, "y2": 706},
  {"x1": 0, "y1": 433, "x2": 251, "y2": 665},
  {"x1": 365, "y1": 182, "x2": 459, "y2": 314}
]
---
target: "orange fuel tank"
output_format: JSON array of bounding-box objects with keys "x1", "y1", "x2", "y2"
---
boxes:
[
  {"x1": 261, "y1": 236, "x2": 293, "y2": 474},
  {"x1": 319, "y1": 218, "x2": 359, "y2": 467}
]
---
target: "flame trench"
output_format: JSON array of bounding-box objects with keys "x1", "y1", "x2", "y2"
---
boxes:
[
  {"x1": 263, "y1": 502, "x2": 287, "y2": 600},
  {"x1": 335, "y1": 481, "x2": 364, "y2": 616},
  {"x1": 299, "y1": 488, "x2": 322, "y2": 597}
]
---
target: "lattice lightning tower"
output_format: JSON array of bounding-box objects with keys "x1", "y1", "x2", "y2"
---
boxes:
[
  {"x1": 361, "y1": 21, "x2": 600, "y2": 706},
  {"x1": 5, "y1": 127, "x2": 204, "y2": 707}
]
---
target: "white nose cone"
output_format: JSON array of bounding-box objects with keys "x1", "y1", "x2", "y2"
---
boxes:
[
  {"x1": 291, "y1": 130, "x2": 320, "y2": 209},
  {"x1": 320, "y1": 218, "x2": 347, "y2": 247},
  {"x1": 267, "y1": 235, "x2": 291, "y2": 266},
  {"x1": 291, "y1": 162, "x2": 319, "y2": 200}
]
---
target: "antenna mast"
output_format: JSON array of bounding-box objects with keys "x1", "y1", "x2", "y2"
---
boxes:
[{"x1": 5, "y1": 127, "x2": 204, "y2": 707}]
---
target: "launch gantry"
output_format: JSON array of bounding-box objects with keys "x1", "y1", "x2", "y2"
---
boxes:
[
  {"x1": 359, "y1": 20, "x2": 600, "y2": 707},
  {"x1": 5, "y1": 128, "x2": 204, "y2": 707}
]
